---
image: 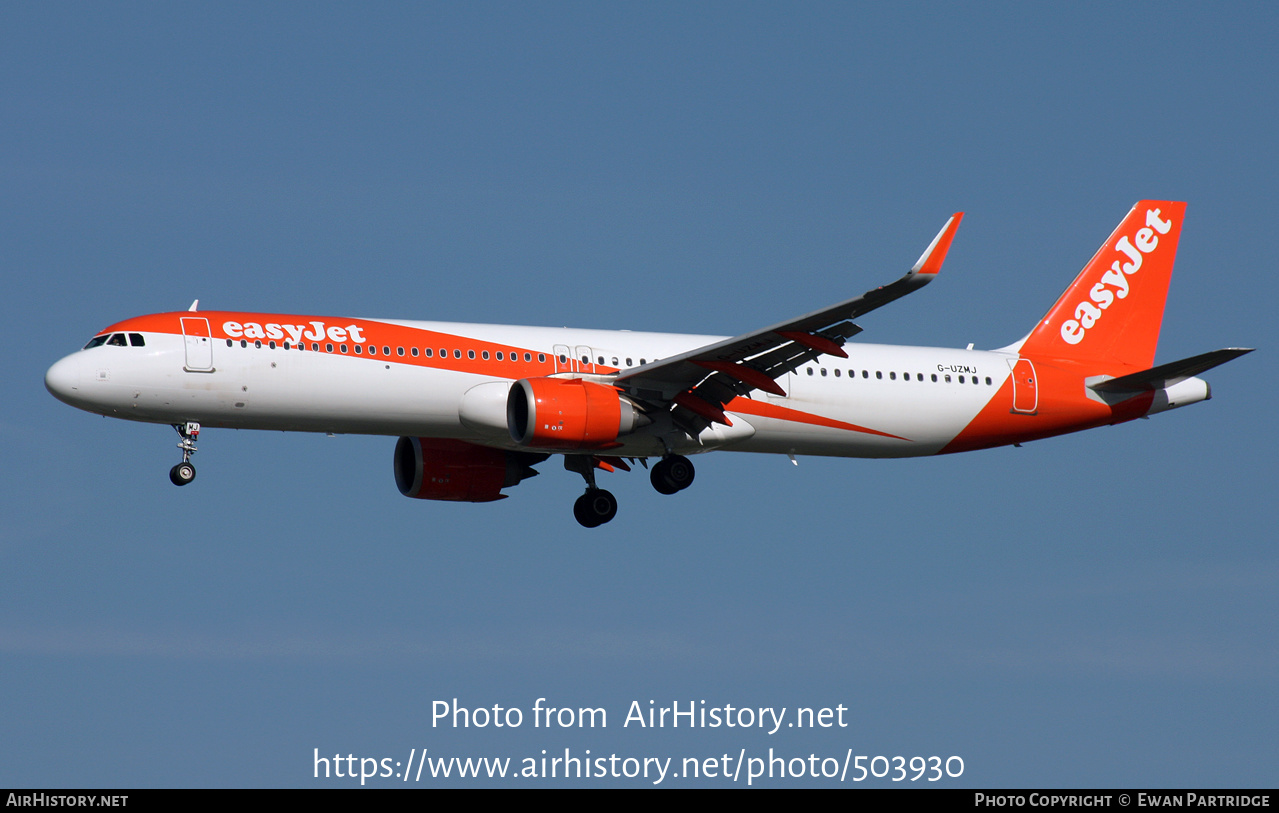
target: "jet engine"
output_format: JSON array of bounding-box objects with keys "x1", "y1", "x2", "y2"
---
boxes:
[
  {"x1": 393, "y1": 437, "x2": 543, "y2": 502},
  {"x1": 506, "y1": 377, "x2": 647, "y2": 448}
]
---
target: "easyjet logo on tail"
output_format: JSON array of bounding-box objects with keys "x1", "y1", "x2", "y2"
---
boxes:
[{"x1": 1059, "y1": 208, "x2": 1174, "y2": 345}]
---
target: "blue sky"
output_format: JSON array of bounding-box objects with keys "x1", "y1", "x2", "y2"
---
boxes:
[{"x1": 2, "y1": 3, "x2": 1275, "y2": 787}]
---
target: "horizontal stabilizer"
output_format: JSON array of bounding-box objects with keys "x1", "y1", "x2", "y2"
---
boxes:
[{"x1": 1089, "y1": 348, "x2": 1254, "y2": 393}]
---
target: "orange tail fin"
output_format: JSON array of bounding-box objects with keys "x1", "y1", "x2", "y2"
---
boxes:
[{"x1": 1017, "y1": 201, "x2": 1186, "y2": 369}]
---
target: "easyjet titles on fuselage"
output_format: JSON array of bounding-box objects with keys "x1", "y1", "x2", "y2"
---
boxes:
[{"x1": 223, "y1": 320, "x2": 367, "y2": 345}]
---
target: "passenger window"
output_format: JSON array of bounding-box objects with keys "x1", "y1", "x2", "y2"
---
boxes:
[
  {"x1": 889, "y1": 372, "x2": 896, "y2": 380},
  {"x1": 945, "y1": 375, "x2": 951, "y2": 383},
  {"x1": 482, "y1": 350, "x2": 489, "y2": 360},
  {"x1": 862, "y1": 370, "x2": 869, "y2": 378},
  {"x1": 325, "y1": 343, "x2": 333, "y2": 352},
  {"x1": 876, "y1": 371, "x2": 883, "y2": 379},
  {"x1": 424, "y1": 348, "x2": 432, "y2": 357},
  {"x1": 269, "y1": 341, "x2": 277, "y2": 349},
  {"x1": 369, "y1": 345, "x2": 377, "y2": 355},
  {"x1": 411, "y1": 347, "x2": 418, "y2": 357},
  {"x1": 397, "y1": 347, "x2": 405, "y2": 356},
  {"x1": 986, "y1": 377, "x2": 992, "y2": 385},
  {"x1": 820, "y1": 368, "x2": 827, "y2": 376},
  {"x1": 468, "y1": 350, "x2": 476, "y2": 360},
  {"x1": 597, "y1": 356, "x2": 604, "y2": 365},
  {"x1": 834, "y1": 369, "x2": 840, "y2": 377},
  {"x1": 340, "y1": 344, "x2": 348, "y2": 353},
  {"x1": 807, "y1": 368, "x2": 813, "y2": 376},
  {"x1": 931, "y1": 374, "x2": 938, "y2": 382},
  {"x1": 626, "y1": 358, "x2": 633, "y2": 366},
  {"x1": 959, "y1": 375, "x2": 965, "y2": 383},
  {"x1": 255, "y1": 340, "x2": 263, "y2": 349},
  {"x1": 537, "y1": 353, "x2": 545, "y2": 363},
  {"x1": 453, "y1": 349, "x2": 461, "y2": 359},
  {"x1": 355, "y1": 345, "x2": 362, "y2": 354},
  {"x1": 226, "y1": 339, "x2": 233, "y2": 347}
]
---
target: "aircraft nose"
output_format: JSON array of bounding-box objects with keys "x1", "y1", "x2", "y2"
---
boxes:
[{"x1": 45, "y1": 355, "x2": 82, "y2": 404}]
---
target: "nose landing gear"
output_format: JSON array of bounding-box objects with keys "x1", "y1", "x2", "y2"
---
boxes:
[{"x1": 169, "y1": 422, "x2": 200, "y2": 486}]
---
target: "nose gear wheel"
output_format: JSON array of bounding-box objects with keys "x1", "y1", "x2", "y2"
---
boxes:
[{"x1": 170, "y1": 422, "x2": 201, "y2": 487}]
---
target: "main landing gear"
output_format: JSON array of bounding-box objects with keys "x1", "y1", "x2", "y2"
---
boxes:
[
  {"x1": 650, "y1": 454, "x2": 695, "y2": 495},
  {"x1": 573, "y1": 489, "x2": 618, "y2": 529},
  {"x1": 564, "y1": 453, "x2": 696, "y2": 528},
  {"x1": 563, "y1": 456, "x2": 617, "y2": 528},
  {"x1": 169, "y1": 422, "x2": 200, "y2": 486}
]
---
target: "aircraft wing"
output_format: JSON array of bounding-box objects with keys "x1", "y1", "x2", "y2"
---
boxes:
[{"x1": 612, "y1": 213, "x2": 964, "y2": 433}]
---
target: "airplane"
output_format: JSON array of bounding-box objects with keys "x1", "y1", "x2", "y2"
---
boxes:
[{"x1": 45, "y1": 201, "x2": 1252, "y2": 527}]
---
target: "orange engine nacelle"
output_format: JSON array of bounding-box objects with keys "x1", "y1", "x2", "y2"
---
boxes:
[
  {"x1": 394, "y1": 437, "x2": 541, "y2": 502},
  {"x1": 507, "y1": 377, "x2": 644, "y2": 449}
]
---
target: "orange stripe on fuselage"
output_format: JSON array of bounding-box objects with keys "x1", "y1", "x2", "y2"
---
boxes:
[
  {"x1": 726, "y1": 398, "x2": 909, "y2": 441},
  {"x1": 102, "y1": 311, "x2": 623, "y2": 379},
  {"x1": 941, "y1": 359, "x2": 1155, "y2": 454}
]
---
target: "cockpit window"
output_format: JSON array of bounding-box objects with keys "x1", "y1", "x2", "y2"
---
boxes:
[
  {"x1": 83, "y1": 335, "x2": 109, "y2": 349},
  {"x1": 106, "y1": 333, "x2": 127, "y2": 347},
  {"x1": 128, "y1": 333, "x2": 145, "y2": 347}
]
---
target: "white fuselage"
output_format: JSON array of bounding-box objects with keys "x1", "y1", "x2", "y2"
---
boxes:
[
  {"x1": 43, "y1": 202, "x2": 1239, "y2": 525},
  {"x1": 46, "y1": 318, "x2": 1014, "y2": 460}
]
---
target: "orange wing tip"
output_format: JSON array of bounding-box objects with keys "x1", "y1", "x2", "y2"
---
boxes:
[{"x1": 911, "y1": 212, "x2": 964, "y2": 277}]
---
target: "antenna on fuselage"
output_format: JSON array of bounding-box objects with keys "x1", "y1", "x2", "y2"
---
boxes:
[{"x1": 188, "y1": 299, "x2": 199, "y2": 312}]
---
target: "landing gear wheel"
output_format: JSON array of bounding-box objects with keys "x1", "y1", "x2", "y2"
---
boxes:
[
  {"x1": 573, "y1": 489, "x2": 618, "y2": 528},
  {"x1": 651, "y1": 455, "x2": 695, "y2": 494},
  {"x1": 169, "y1": 462, "x2": 196, "y2": 486},
  {"x1": 170, "y1": 422, "x2": 201, "y2": 487},
  {"x1": 651, "y1": 473, "x2": 679, "y2": 495}
]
